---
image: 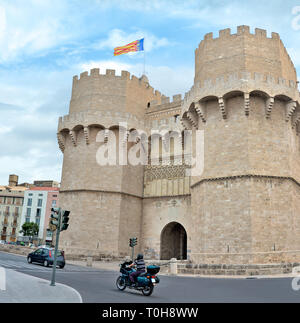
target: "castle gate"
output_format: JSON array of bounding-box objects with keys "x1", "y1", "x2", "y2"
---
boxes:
[{"x1": 160, "y1": 222, "x2": 187, "y2": 260}]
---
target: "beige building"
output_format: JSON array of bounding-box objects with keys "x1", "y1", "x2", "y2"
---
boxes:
[
  {"x1": 0, "y1": 175, "x2": 28, "y2": 242},
  {"x1": 57, "y1": 26, "x2": 300, "y2": 270},
  {"x1": 33, "y1": 180, "x2": 60, "y2": 188}
]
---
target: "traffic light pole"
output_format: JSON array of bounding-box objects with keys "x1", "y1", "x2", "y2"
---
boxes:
[
  {"x1": 50, "y1": 209, "x2": 61, "y2": 287},
  {"x1": 131, "y1": 246, "x2": 134, "y2": 262}
]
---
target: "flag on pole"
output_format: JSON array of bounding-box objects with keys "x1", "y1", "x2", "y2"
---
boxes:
[{"x1": 114, "y1": 38, "x2": 144, "y2": 56}]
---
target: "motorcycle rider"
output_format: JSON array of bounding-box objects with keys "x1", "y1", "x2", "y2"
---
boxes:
[{"x1": 128, "y1": 253, "x2": 146, "y2": 286}]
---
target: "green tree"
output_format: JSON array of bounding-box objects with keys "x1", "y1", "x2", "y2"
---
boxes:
[{"x1": 19, "y1": 222, "x2": 39, "y2": 238}]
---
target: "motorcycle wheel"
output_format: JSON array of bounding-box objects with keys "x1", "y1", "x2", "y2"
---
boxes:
[
  {"x1": 116, "y1": 277, "x2": 126, "y2": 291},
  {"x1": 142, "y1": 285, "x2": 154, "y2": 296}
]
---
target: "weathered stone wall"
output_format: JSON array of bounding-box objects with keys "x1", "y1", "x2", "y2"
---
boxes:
[
  {"x1": 70, "y1": 69, "x2": 162, "y2": 119},
  {"x1": 195, "y1": 26, "x2": 297, "y2": 84},
  {"x1": 59, "y1": 191, "x2": 121, "y2": 256},
  {"x1": 141, "y1": 196, "x2": 191, "y2": 260}
]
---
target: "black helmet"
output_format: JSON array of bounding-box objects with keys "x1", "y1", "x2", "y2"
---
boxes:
[{"x1": 137, "y1": 254, "x2": 144, "y2": 260}]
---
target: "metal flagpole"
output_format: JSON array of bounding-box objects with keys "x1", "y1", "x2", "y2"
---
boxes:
[
  {"x1": 144, "y1": 48, "x2": 146, "y2": 75},
  {"x1": 143, "y1": 41, "x2": 146, "y2": 76}
]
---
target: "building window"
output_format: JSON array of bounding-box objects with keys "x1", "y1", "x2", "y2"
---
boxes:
[
  {"x1": 39, "y1": 194, "x2": 43, "y2": 197},
  {"x1": 27, "y1": 198, "x2": 32, "y2": 207},
  {"x1": 36, "y1": 208, "x2": 41, "y2": 218},
  {"x1": 36, "y1": 217, "x2": 40, "y2": 226},
  {"x1": 52, "y1": 200, "x2": 57, "y2": 207},
  {"x1": 26, "y1": 208, "x2": 31, "y2": 218},
  {"x1": 37, "y1": 199, "x2": 43, "y2": 207},
  {"x1": 29, "y1": 193, "x2": 33, "y2": 196},
  {"x1": 25, "y1": 217, "x2": 30, "y2": 223},
  {"x1": 53, "y1": 195, "x2": 57, "y2": 198}
]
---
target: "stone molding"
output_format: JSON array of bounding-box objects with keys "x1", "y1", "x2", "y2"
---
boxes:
[{"x1": 191, "y1": 174, "x2": 300, "y2": 189}]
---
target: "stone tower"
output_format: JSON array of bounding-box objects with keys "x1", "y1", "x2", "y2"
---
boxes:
[
  {"x1": 181, "y1": 26, "x2": 300, "y2": 264},
  {"x1": 57, "y1": 69, "x2": 163, "y2": 257},
  {"x1": 57, "y1": 26, "x2": 300, "y2": 269}
]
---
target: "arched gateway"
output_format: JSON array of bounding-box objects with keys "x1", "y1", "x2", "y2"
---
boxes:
[{"x1": 160, "y1": 222, "x2": 187, "y2": 260}]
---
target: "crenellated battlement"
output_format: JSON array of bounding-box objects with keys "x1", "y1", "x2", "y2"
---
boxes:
[
  {"x1": 70, "y1": 68, "x2": 163, "y2": 117},
  {"x1": 147, "y1": 94, "x2": 182, "y2": 111},
  {"x1": 201, "y1": 26, "x2": 280, "y2": 43},
  {"x1": 72, "y1": 68, "x2": 162, "y2": 99},
  {"x1": 73, "y1": 68, "x2": 131, "y2": 82},
  {"x1": 195, "y1": 26, "x2": 297, "y2": 86}
]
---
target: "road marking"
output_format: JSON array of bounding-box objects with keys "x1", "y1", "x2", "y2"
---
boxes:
[{"x1": 0, "y1": 267, "x2": 6, "y2": 291}]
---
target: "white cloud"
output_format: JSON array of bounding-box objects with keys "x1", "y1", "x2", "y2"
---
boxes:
[
  {"x1": 94, "y1": 29, "x2": 170, "y2": 52},
  {"x1": 0, "y1": 126, "x2": 12, "y2": 134},
  {"x1": 0, "y1": 0, "x2": 74, "y2": 63},
  {"x1": 81, "y1": 60, "x2": 132, "y2": 75},
  {"x1": 79, "y1": 60, "x2": 193, "y2": 97}
]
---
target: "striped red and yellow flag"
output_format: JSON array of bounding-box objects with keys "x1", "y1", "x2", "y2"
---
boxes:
[{"x1": 114, "y1": 38, "x2": 144, "y2": 56}]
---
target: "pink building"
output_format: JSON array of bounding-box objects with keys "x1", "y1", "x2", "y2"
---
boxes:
[{"x1": 19, "y1": 187, "x2": 59, "y2": 243}]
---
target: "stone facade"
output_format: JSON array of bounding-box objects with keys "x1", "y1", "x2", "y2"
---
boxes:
[
  {"x1": 0, "y1": 176, "x2": 27, "y2": 242},
  {"x1": 57, "y1": 26, "x2": 300, "y2": 270}
]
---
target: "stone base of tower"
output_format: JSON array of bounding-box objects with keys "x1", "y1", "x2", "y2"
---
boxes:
[
  {"x1": 58, "y1": 191, "x2": 142, "y2": 259},
  {"x1": 177, "y1": 262, "x2": 300, "y2": 276},
  {"x1": 190, "y1": 176, "x2": 300, "y2": 266}
]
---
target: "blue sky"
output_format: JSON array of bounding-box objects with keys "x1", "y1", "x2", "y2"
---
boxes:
[{"x1": 0, "y1": 0, "x2": 300, "y2": 184}]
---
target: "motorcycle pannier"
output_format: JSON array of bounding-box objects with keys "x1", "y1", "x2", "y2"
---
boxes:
[
  {"x1": 147, "y1": 265, "x2": 160, "y2": 275},
  {"x1": 137, "y1": 276, "x2": 149, "y2": 286}
]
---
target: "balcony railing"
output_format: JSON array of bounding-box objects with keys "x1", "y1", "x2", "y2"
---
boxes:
[
  {"x1": 11, "y1": 223, "x2": 18, "y2": 229},
  {"x1": 2, "y1": 222, "x2": 8, "y2": 227}
]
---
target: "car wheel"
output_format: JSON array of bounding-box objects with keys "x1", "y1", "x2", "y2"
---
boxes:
[
  {"x1": 43, "y1": 260, "x2": 49, "y2": 267},
  {"x1": 59, "y1": 264, "x2": 65, "y2": 269},
  {"x1": 27, "y1": 257, "x2": 32, "y2": 264}
]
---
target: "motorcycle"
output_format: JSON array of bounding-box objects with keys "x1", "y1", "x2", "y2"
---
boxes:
[{"x1": 116, "y1": 261, "x2": 160, "y2": 296}]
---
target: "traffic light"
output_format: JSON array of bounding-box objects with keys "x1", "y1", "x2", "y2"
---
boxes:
[
  {"x1": 49, "y1": 208, "x2": 60, "y2": 232},
  {"x1": 133, "y1": 237, "x2": 137, "y2": 247},
  {"x1": 129, "y1": 237, "x2": 138, "y2": 247},
  {"x1": 60, "y1": 210, "x2": 70, "y2": 232}
]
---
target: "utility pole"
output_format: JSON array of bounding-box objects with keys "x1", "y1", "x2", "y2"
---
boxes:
[
  {"x1": 50, "y1": 208, "x2": 61, "y2": 287},
  {"x1": 49, "y1": 208, "x2": 70, "y2": 287}
]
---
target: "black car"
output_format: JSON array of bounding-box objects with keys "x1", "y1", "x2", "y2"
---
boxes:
[{"x1": 27, "y1": 247, "x2": 65, "y2": 268}]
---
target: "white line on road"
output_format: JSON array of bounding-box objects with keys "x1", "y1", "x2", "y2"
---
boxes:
[{"x1": 0, "y1": 267, "x2": 6, "y2": 291}]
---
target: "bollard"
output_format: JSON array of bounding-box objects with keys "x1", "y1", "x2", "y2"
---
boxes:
[
  {"x1": 87, "y1": 256, "x2": 93, "y2": 267},
  {"x1": 170, "y1": 258, "x2": 177, "y2": 275},
  {"x1": 292, "y1": 266, "x2": 300, "y2": 275}
]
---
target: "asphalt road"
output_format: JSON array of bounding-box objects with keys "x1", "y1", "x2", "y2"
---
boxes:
[{"x1": 0, "y1": 251, "x2": 300, "y2": 303}]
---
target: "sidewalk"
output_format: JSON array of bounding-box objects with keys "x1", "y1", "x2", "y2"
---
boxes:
[
  {"x1": 0, "y1": 267, "x2": 82, "y2": 303},
  {"x1": 67, "y1": 259, "x2": 298, "y2": 279}
]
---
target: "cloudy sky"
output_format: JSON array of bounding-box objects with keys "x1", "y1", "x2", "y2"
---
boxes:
[{"x1": 0, "y1": 0, "x2": 300, "y2": 185}]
